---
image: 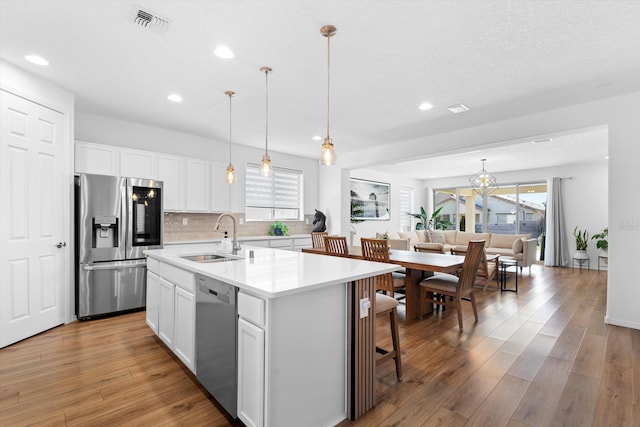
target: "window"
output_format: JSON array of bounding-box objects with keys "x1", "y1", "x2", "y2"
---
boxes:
[
  {"x1": 399, "y1": 187, "x2": 413, "y2": 232},
  {"x1": 245, "y1": 163, "x2": 303, "y2": 221}
]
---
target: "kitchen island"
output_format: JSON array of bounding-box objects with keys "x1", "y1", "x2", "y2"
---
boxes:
[{"x1": 145, "y1": 244, "x2": 400, "y2": 427}]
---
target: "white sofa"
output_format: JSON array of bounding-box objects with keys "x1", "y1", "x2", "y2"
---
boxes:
[{"x1": 376, "y1": 230, "x2": 538, "y2": 273}]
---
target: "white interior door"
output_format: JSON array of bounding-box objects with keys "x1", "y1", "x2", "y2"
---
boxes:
[{"x1": 0, "y1": 90, "x2": 67, "y2": 348}]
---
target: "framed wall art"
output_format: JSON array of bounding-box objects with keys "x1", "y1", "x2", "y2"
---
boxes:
[{"x1": 350, "y1": 178, "x2": 390, "y2": 221}]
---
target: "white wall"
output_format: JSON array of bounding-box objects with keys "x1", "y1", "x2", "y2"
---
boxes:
[
  {"x1": 75, "y1": 111, "x2": 320, "y2": 215},
  {"x1": 348, "y1": 168, "x2": 425, "y2": 243},
  {"x1": 424, "y1": 160, "x2": 609, "y2": 268}
]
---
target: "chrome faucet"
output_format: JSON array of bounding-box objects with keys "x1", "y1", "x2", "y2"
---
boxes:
[{"x1": 214, "y1": 213, "x2": 241, "y2": 255}]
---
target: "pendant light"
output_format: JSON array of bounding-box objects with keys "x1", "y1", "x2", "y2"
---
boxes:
[
  {"x1": 259, "y1": 66, "x2": 273, "y2": 177},
  {"x1": 320, "y1": 25, "x2": 337, "y2": 166},
  {"x1": 224, "y1": 91, "x2": 236, "y2": 184},
  {"x1": 468, "y1": 158, "x2": 498, "y2": 195}
]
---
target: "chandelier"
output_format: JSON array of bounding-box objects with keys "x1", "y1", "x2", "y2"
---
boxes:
[{"x1": 468, "y1": 158, "x2": 497, "y2": 194}]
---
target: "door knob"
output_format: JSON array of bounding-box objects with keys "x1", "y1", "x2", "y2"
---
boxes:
[{"x1": 56, "y1": 242, "x2": 67, "y2": 248}]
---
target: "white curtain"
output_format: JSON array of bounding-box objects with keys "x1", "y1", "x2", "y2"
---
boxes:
[{"x1": 544, "y1": 177, "x2": 570, "y2": 266}]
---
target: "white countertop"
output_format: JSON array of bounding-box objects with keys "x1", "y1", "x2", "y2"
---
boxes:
[{"x1": 145, "y1": 244, "x2": 400, "y2": 299}]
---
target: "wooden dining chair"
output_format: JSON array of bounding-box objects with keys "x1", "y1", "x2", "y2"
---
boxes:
[
  {"x1": 450, "y1": 244, "x2": 498, "y2": 291},
  {"x1": 360, "y1": 238, "x2": 406, "y2": 299},
  {"x1": 323, "y1": 235, "x2": 349, "y2": 257},
  {"x1": 374, "y1": 293, "x2": 402, "y2": 382},
  {"x1": 311, "y1": 231, "x2": 328, "y2": 249},
  {"x1": 420, "y1": 240, "x2": 485, "y2": 331}
]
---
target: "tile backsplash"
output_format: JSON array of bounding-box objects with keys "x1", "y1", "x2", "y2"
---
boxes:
[{"x1": 164, "y1": 212, "x2": 315, "y2": 242}]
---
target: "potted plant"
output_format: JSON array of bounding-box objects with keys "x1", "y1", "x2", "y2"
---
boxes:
[
  {"x1": 268, "y1": 221, "x2": 289, "y2": 236},
  {"x1": 573, "y1": 226, "x2": 589, "y2": 260},
  {"x1": 591, "y1": 227, "x2": 608, "y2": 257},
  {"x1": 407, "y1": 206, "x2": 452, "y2": 230}
]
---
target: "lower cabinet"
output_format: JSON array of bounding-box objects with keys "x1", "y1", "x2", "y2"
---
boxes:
[
  {"x1": 145, "y1": 264, "x2": 196, "y2": 373},
  {"x1": 146, "y1": 271, "x2": 160, "y2": 334},
  {"x1": 237, "y1": 318, "x2": 265, "y2": 427},
  {"x1": 174, "y1": 286, "x2": 196, "y2": 370}
]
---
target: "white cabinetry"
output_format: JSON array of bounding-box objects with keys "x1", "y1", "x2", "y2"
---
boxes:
[
  {"x1": 120, "y1": 147, "x2": 157, "y2": 179},
  {"x1": 185, "y1": 158, "x2": 210, "y2": 212},
  {"x1": 74, "y1": 141, "x2": 229, "y2": 213},
  {"x1": 237, "y1": 291, "x2": 266, "y2": 427},
  {"x1": 174, "y1": 286, "x2": 196, "y2": 369},
  {"x1": 158, "y1": 278, "x2": 175, "y2": 348},
  {"x1": 146, "y1": 270, "x2": 160, "y2": 334},
  {"x1": 211, "y1": 162, "x2": 231, "y2": 212},
  {"x1": 238, "y1": 318, "x2": 265, "y2": 427},
  {"x1": 157, "y1": 154, "x2": 184, "y2": 211},
  {"x1": 74, "y1": 140, "x2": 118, "y2": 176},
  {"x1": 146, "y1": 260, "x2": 196, "y2": 373}
]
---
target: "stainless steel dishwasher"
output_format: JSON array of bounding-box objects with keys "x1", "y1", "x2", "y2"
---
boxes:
[{"x1": 195, "y1": 274, "x2": 238, "y2": 418}]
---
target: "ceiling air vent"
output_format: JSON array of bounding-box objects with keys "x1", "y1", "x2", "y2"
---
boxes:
[
  {"x1": 447, "y1": 104, "x2": 470, "y2": 114},
  {"x1": 131, "y1": 6, "x2": 170, "y2": 33}
]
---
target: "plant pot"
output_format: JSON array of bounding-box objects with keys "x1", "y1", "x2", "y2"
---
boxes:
[
  {"x1": 598, "y1": 248, "x2": 608, "y2": 258},
  {"x1": 274, "y1": 228, "x2": 283, "y2": 236},
  {"x1": 574, "y1": 249, "x2": 589, "y2": 260}
]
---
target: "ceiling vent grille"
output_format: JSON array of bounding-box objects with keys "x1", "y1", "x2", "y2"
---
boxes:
[
  {"x1": 447, "y1": 104, "x2": 470, "y2": 114},
  {"x1": 131, "y1": 6, "x2": 170, "y2": 33}
]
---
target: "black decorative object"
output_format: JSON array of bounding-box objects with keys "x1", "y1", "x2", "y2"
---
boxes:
[{"x1": 312, "y1": 209, "x2": 327, "y2": 232}]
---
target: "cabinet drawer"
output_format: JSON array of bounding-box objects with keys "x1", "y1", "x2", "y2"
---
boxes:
[
  {"x1": 269, "y1": 238, "x2": 292, "y2": 248},
  {"x1": 159, "y1": 262, "x2": 195, "y2": 292},
  {"x1": 238, "y1": 292, "x2": 265, "y2": 327},
  {"x1": 147, "y1": 258, "x2": 160, "y2": 274}
]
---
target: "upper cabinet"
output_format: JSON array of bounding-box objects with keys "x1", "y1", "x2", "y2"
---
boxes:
[
  {"x1": 211, "y1": 163, "x2": 231, "y2": 212},
  {"x1": 157, "y1": 154, "x2": 184, "y2": 211},
  {"x1": 120, "y1": 147, "x2": 157, "y2": 179},
  {"x1": 185, "y1": 158, "x2": 210, "y2": 212},
  {"x1": 74, "y1": 141, "x2": 230, "y2": 213},
  {"x1": 74, "y1": 140, "x2": 118, "y2": 176}
]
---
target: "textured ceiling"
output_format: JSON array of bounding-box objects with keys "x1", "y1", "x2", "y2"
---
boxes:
[{"x1": 1, "y1": 0, "x2": 638, "y2": 178}]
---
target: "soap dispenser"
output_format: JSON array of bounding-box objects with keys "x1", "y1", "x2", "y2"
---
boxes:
[{"x1": 223, "y1": 231, "x2": 231, "y2": 252}]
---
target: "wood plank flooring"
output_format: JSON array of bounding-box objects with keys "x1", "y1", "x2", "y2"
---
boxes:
[{"x1": 1, "y1": 264, "x2": 638, "y2": 426}]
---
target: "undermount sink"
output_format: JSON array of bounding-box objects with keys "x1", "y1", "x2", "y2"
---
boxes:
[{"x1": 180, "y1": 254, "x2": 242, "y2": 263}]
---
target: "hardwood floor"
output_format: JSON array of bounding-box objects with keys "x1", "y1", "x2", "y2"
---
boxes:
[{"x1": 1, "y1": 264, "x2": 637, "y2": 426}]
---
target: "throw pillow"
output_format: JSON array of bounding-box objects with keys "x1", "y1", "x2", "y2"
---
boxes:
[
  {"x1": 512, "y1": 238, "x2": 524, "y2": 253},
  {"x1": 415, "y1": 230, "x2": 428, "y2": 243},
  {"x1": 427, "y1": 230, "x2": 446, "y2": 244}
]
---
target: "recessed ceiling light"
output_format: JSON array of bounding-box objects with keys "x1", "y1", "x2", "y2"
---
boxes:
[
  {"x1": 167, "y1": 93, "x2": 183, "y2": 102},
  {"x1": 214, "y1": 46, "x2": 234, "y2": 59},
  {"x1": 532, "y1": 138, "x2": 553, "y2": 144},
  {"x1": 24, "y1": 55, "x2": 49, "y2": 66},
  {"x1": 447, "y1": 104, "x2": 470, "y2": 114},
  {"x1": 312, "y1": 135, "x2": 322, "y2": 141},
  {"x1": 605, "y1": 156, "x2": 609, "y2": 159},
  {"x1": 418, "y1": 102, "x2": 434, "y2": 111}
]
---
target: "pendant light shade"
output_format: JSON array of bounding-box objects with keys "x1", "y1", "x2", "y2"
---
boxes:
[
  {"x1": 259, "y1": 66, "x2": 273, "y2": 177},
  {"x1": 320, "y1": 25, "x2": 337, "y2": 166},
  {"x1": 224, "y1": 91, "x2": 236, "y2": 184}
]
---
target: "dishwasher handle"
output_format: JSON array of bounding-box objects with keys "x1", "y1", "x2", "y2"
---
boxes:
[{"x1": 199, "y1": 284, "x2": 232, "y2": 305}]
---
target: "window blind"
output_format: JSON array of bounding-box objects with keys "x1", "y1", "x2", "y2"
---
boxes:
[
  {"x1": 246, "y1": 163, "x2": 302, "y2": 219},
  {"x1": 399, "y1": 187, "x2": 413, "y2": 231}
]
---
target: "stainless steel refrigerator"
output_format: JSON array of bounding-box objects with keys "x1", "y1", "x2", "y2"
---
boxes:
[{"x1": 75, "y1": 173, "x2": 163, "y2": 319}]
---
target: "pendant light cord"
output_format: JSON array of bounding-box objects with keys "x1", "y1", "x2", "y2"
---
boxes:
[
  {"x1": 265, "y1": 69, "x2": 269, "y2": 155},
  {"x1": 326, "y1": 34, "x2": 331, "y2": 139},
  {"x1": 228, "y1": 92, "x2": 233, "y2": 164}
]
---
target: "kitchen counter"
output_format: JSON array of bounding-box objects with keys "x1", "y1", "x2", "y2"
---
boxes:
[{"x1": 145, "y1": 243, "x2": 399, "y2": 299}]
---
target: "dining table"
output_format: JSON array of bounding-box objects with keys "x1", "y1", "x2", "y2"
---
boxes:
[{"x1": 302, "y1": 245, "x2": 467, "y2": 320}]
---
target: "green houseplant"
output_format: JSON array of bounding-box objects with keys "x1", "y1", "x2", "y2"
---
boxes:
[
  {"x1": 573, "y1": 226, "x2": 589, "y2": 262},
  {"x1": 268, "y1": 221, "x2": 289, "y2": 236},
  {"x1": 591, "y1": 227, "x2": 608, "y2": 255},
  {"x1": 407, "y1": 206, "x2": 452, "y2": 230}
]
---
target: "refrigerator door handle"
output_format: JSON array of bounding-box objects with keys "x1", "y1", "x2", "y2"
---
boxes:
[{"x1": 82, "y1": 260, "x2": 147, "y2": 271}]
